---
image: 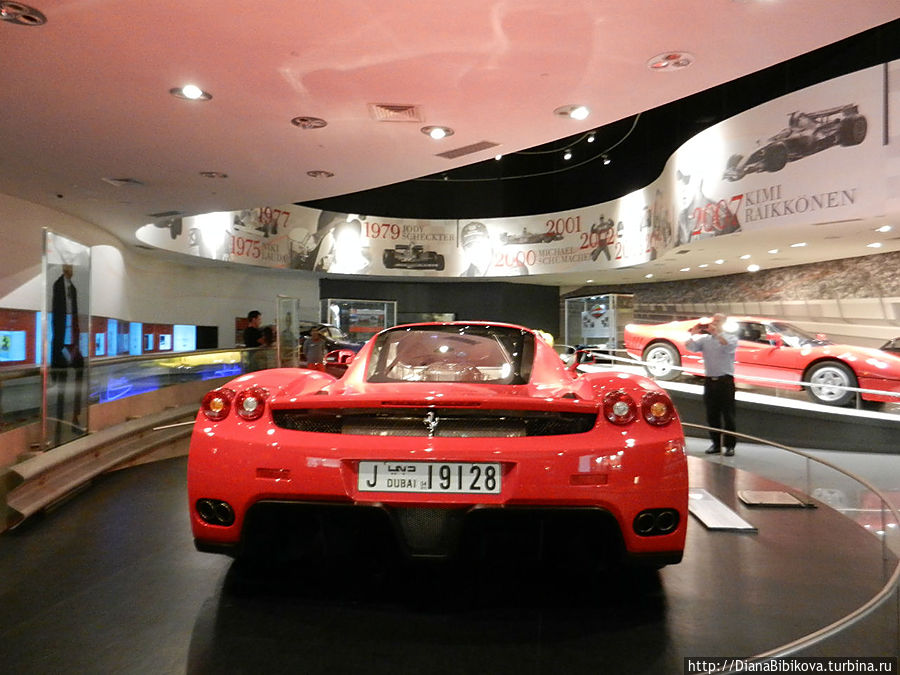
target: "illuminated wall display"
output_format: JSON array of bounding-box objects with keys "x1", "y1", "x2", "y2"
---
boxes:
[
  {"x1": 173, "y1": 325, "x2": 197, "y2": 352},
  {"x1": 137, "y1": 62, "x2": 893, "y2": 279},
  {"x1": 129, "y1": 322, "x2": 143, "y2": 356},
  {"x1": 0, "y1": 313, "x2": 205, "y2": 368},
  {"x1": 0, "y1": 330, "x2": 27, "y2": 362}
]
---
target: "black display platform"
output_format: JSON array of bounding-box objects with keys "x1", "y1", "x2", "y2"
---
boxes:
[{"x1": 0, "y1": 453, "x2": 895, "y2": 673}]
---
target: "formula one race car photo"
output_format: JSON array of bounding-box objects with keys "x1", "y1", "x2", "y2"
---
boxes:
[
  {"x1": 382, "y1": 243, "x2": 445, "y2": 271},
  {"x1": 188, "y1": 322, "x2": 688, "y2": 569},
  {"x1": 499, "y1": 228, "x2": 564, "y2": 245},
  {"x1": 624, "y1": 316, "x2": 900, "y2": 407},
  {"x1": 723, "y1": 104, "x2": 867, "y2": 181}
]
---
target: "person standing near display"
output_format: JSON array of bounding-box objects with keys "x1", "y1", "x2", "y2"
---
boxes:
[
  {"x1": 243, "y1": 310, "x2": 264, "y2": 348},
  {"x1": 685, "y1": 313, "x2": 738, "y2": 456},
  {"x1": 243, "y1": 310, "x2": 269, "y2": 371},
  {"x1": 302, "y1": 326, "x2": 327, "y2": 370}
]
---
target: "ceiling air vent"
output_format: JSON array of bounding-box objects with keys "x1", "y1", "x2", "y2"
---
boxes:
[
  {"x1": 102, "y1": 177, "x2": 144, "y2": 187},
  {"x1": 436, "y1": 141, "x2": 500, "y2": 160},
  {"x1": 368, "y1": 103, "x2": 423, "y2": 122},
  {"x1": 147, "y1": 210, "x2": 183, "y2": 218}
]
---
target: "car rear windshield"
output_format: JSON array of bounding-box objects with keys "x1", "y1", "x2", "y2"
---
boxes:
[{"x1": 365, "y1": 324, "x2": 534, "y2": 384}]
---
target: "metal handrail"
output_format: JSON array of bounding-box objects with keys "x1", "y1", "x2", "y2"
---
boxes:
[{"x1": 682, "y1": 423, "x2": 900, "y2": 668}]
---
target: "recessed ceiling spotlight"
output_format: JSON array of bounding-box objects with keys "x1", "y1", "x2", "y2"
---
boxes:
[
  {"x1": 421, "y1": 126, "x2": 454, "y2": 140},
  {"x1": 747, "y1": 264, "x2": 761, "y2": 272},
  {"x1": 767, "y1": 248, "x2": 779, "y2": 254},
  {"x1": 647, "y1": 51, "x2": 695, "y2": 72},
  {"x1": 199, "y1": 171, "x2": 228, "y2": 179},
  {"x1": 291, "y1": 116, "x2": 327, "y2": 129},
  {"x1": 698, "y1": 263, "x2": 708, "y2": 268},
  {"x1": 585, "y1": 279, "x2": 594, "y2": 283},
  {"x1": 553, "y1": 105, "x2": 590, "y2": 121},
  {"x1": 0, "y1": 1, "x2": 46, "y2": 25},
  {"x1": 790, "y1": 242, "x2": 807, "y2": 248},
  {"x1": 602, "y1": 154, "x2": 611, "y2": 166},
  {"x1": 170, "y1": 84, "x2": 212, "y2": 101},
  {"x1": 715, "y1": 259, "x2": 725, "y2": 265},
  {"x1": 679, "y1": 267, "x2": 691, "y2": 272},
  {"x1": 494, "y1": 154, "x2": 502, "y2": 161},
  {"x1": 875, "y1": 225, "x2": 892, "y2": 233},
  {"x1": 867, "y1": 242, "x2": 883, "y2": 248},
  {"x1": 563, "y1": 149, "x2": 572, "y2": 161},
  {"x1": 644, "y1": 273, "x2": 654, "y2": 279},
  {"x1": 306, "y1": 170, "x2": 334, "y2": 178},
  {"x1": 739, "y1": 254, "x2": 751, "y2": 260},
  {"x1": 587, "y1": 133, "x2": 595, "y2": 143}
]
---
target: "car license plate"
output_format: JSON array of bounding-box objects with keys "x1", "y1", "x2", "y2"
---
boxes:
[{"x1": 357, "y1": 461, "x2": 501, "y2": 494}]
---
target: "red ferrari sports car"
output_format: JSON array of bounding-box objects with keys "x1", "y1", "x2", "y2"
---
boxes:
[
  {"x1": 624, "y1": 317, "x2": 900, "y2": 407},
  {"x1": 188, "y1": 322, "x2": 687, "y2": 568}
]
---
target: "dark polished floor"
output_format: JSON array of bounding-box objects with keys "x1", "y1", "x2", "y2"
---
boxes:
[{"x1": 0, "y1": 443, "x2": 896, "y2": 674}]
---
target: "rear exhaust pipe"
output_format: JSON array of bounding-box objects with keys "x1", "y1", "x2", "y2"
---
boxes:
[
  {"x1": 196, "y1": 499, "x2": 235, "y2": 526},
  {"x1": 632, "y1": 508, "x2": 680, "y2": 536}
]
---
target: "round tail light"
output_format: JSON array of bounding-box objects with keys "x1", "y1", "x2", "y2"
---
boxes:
[
  {"x1": 201, "y1": 387, "x2": 235, "y2": 421},
  {"x1": 235, "y1": 385, "x2": 269, "y2": 421},
  {"x1": 602, "y1": 390, "x2": 637, "y2": 425},
  {"x1": 641, "y1": 391, "x2": 676, "y2": 426}
]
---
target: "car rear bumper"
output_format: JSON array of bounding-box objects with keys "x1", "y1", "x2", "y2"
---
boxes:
[
  {"x1": 194, "y1": 500, "x2": 686, "y2": 565},
  {"x1": 188, "y1": 419, "x2": 688, "y2": 563}
]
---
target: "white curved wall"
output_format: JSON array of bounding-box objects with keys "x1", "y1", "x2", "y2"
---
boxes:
[{"x1": 0, "y1": 193, "x2": 319, "y2": 346}]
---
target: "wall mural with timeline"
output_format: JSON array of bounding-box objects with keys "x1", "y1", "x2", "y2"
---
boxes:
[{"x1": 137, "y1": 62, "x2": 895, "y2": 279}]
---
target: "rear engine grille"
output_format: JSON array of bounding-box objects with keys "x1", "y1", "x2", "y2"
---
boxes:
[{"x1": 271, "y1": 408, "x2": 596, "y2": 437}]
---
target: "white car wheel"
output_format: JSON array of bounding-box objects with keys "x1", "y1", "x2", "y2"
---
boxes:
[
  {"x1": 642, "y1": 343, "x2": 681, "y2": 381},
  {"x1": 806, "y1": 362, "x2": 855, "y2": 406}
]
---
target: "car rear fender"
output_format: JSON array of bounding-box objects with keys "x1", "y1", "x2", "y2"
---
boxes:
[{"x1": 223, "y1": 367, "x2": 337, "y2": 401}]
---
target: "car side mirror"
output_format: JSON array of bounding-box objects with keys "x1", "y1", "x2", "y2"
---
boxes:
[
  {"x1": 567, "y1": 348, "x2": 605, "y2": 374},
  {"x1": 555, "y1": 346, "x2": 577, "y2": 366},
  {"x1": 766, "y1": 333, "x2": 783, "y2": 347},
  {"x1": 567, "y1": 349, "x2": 591, "y2": 374},
  {"x1": 325, "y1": 349, "x2": 355, "y2": 365}
]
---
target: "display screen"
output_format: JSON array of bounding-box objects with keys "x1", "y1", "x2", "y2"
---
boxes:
[
  {"x1": 129, "y1": 322, "x2": 143, "y2": 355},
  {"x1": 158, "y1": 334, "x2": 172, "y2": 350},
  {"x1": 107, "y1": 319, "x2": 118, "y2": 356},
  {"x1": 34, "y1": 311, "x2": 43, "y2": 364},
  {"x1": 173, "y1": 325, "x2": 196, "y2": 352},
  {"x1": 0, "y1": 330, "x2": 27, "y2": 362},
  {"x1": 145, "y1": 333, "x2": 154, "y2": 351},
  {"x1": 94, "y1": 332, "x2": 106, "y2": 356}
]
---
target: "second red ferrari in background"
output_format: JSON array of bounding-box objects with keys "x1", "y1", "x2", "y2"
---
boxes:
[{"x1": 625, "y1": 316, "x2": 900, "y2": 407}]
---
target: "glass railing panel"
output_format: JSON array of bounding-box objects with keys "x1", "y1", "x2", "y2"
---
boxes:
[{"x1": 0, "y1": 367, "x2": 43, "y2": 431}]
